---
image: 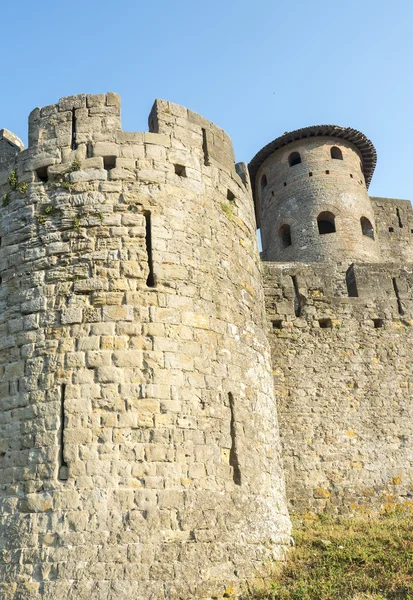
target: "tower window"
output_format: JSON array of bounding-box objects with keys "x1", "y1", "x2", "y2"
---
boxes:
[
  {"x1": 330, "y1": 146, "x2": 343, "y2": 160},
  {"x1": 288, "y1": 152, "x2": 301, "y2": 167},
  {"x1": 360, "y1": 217, "x2": 374, "y2": 240},
  {"x1": 317, "y1": 211, "x2": 336, "y2": 235},
  {"x1": 279, "y1": 224, "x2": 292, "y2": 248},
  {"x1": 260, "y1": 174, "x2": 268, "y2": 191}
]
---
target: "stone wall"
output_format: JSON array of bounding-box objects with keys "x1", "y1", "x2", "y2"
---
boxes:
[
  {"x1": 0, "y1": 94, "x2": 290, "y2": 600},
  {"x1": 371, "y1": 196, "x2": 413, "y2": 262},
  {"x1": 264, "y1": 260, "x2": 413, "y2": 515},
  {"x1": 255, "y1": 137, "x2": 380, "y2": 264}
]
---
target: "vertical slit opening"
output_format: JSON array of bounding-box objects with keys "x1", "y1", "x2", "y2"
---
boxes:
[
  {"x1": 58, "y1": 384, "x2": 68, "y2": 481},
  {"x1": 86, "y1": 142, "x2": 93, "y2": 159},
  {"x1": 392, "y1": 277, "x2": 404, "y2": 315},
  {"x1": 145, "y1": 211, "x2": 155, "y2": 287},
  {"x1": 291, "y1": 275, "x2": 301, "y2": 317},
  {"x1": 346, "y1": 267, "x2": 358, "y2": 297},
  {"x1": 202, "y1": 128, "x2": 210, "y2": 166},
  {"x1": 228, "y1": 393, "x2": 241, "y2": 486},
  {"x1": 71, "y1": 108, "x2": 77, "y2": 151},
  {"x1": 396, "y1": 208, "x2": 403, "y2": 228}
]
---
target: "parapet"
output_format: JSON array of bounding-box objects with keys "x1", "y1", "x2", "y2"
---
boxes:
[{"x1": 0, "y1": 93, "x2": 249, "y2": 195}]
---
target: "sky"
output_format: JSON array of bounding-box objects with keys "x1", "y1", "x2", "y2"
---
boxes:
[{"x1": 1, "y1": 0, "x2": 412, "y2": 201}]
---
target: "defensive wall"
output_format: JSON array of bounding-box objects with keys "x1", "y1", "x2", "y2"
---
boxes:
[
  {"x1": 0, "y1": 93, "x2": 291, "y2": 600},
  {"x1": 250, "y1": 125, "x2": 413, "y2": 516}
]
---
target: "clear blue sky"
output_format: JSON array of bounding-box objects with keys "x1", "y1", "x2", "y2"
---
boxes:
[{"x1": 1, "y1": 0, "x2": 412, "y2": 200}]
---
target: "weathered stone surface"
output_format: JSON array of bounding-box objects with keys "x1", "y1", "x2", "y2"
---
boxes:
[{"x1": 0, "y1": 93, "x2": 290, "y2": 599}]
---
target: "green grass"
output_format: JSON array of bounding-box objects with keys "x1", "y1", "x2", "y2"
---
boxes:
[{"x1": 252, "y1": 511, "x2": 413, "y2": 600}]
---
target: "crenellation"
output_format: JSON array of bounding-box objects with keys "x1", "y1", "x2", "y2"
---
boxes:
[
  {"x1": 0, "y1": 92, "x2": 291, "y2": 600},
  {"x1": 2, "y1": 93, "x2": 413, "y2": 597}
]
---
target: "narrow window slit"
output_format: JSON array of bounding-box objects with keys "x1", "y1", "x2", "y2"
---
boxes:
[
  {"x1": 227, "y1": 190, "x2": 236, "y2": 202},
  {"x1": 145, "y1": 211, "x2": 155, "y2": 287},
  {"x1": 346, "y1": 267, "x2": 358, "y2": 297},
  {"x1": 86, "y1": 142, "x2": 93, "y2": 159},
  {"x1": 396, "y1": 208, "x2": 403, "y2": 228},
  {"x1": 389, "y1": 227, "x2": 394, "y2": 232},
  {"x1": 228, "y1": 393, "x2": 241, "y2": 486},
  {"x1": 201, "y1": 128, "x2": 210, "y2": 166},
  {"x1": 291, "y1": 275, "x2": 301, "y2": 317},
  {"x1": 71, "y1": 108, "x2": 77, "y2": 151},
  {"x1": 58, "y1": 384, "x2": 68, "y2": 482},
  {"x1": 392, "y1": 277, "x2": 404, "y2": 315}
]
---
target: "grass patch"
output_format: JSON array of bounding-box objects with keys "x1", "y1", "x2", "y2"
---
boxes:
[{"x1": 251, "y1": 511, "x2": 413, "y2": 600}]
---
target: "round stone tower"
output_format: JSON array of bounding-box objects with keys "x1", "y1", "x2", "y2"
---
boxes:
[
  {"x1": 249, "y1": 125, "x2": 380, "y2": 263},
  {"x1": 0, "y1": 93, "x2": 290, "y2": 599}
]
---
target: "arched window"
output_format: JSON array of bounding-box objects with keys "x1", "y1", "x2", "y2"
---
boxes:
[
  {"x1": 280, "y1": 224, "x2": 292, "y2": 248},
  {"x1": 288, "y1": 152, "x2": 301, "y2": 167},
  {"x1": 360, "y1": 217, "x2": 374, "y2": 239},
  {"x1": 330, "y1": 146, "x2": 343, "y2": 160},
  {"x1": 317, "y1": 211, "x2": 336, "y2": 235},
  {"x1": 260, "y1": 174, "x2": 267, "y2": 191}
]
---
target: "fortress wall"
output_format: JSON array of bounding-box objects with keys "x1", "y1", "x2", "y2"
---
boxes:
[
  {"x1": 371, "y1": 197, "x2": 413, "y2": 262},
  {"x1": 255, "y1": 137, "x2": 380, "y2": 264},
  {"x1": 264, "y1": 261, "x2": 413, "y2": 515},
  {"x1": 0, "y1": 94, "x2": 290, "y2": 599}
]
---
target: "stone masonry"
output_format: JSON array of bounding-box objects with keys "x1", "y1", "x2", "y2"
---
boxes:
[
  {"x1": 0, "y1": 94, "x2": 291, "y2": 600},
  {"x1": 2, "y1": 92, "x2": 413, "y2": 599},
  {"x1": 250, "y1": 125, "x2": 413, "y2": 516}
]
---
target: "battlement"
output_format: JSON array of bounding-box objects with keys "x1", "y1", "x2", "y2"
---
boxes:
[
  {"x1": 264, "y1": 260, "x2": 413, "y2": 323},
  {"x1": 0, "y1": 93, "x2": 250, "y2": 195}
]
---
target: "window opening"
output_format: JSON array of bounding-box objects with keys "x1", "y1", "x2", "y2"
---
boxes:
[
  {"x1": 174, "y1": 164, "x2": 187, "y2": 177},
  {"x1": 227, "y1": 190, "x2": 236, "y2": 202},
  {"x1": 280, "y1": 224, "x2": 292, "y2": 249},
  {"x1": 392, "y1": 278, "x2": 404, "y2": 315},
  {"x1": 36, "y1": 167, "x2": 48, "y2": 183},
  {"x1": 346, "y1": 267, "x2": 358, "y2": 298},
  {"x1": 373, "y1": 319, "x2": 384, "y2": 328},
  {"x1": 71, "y1": 108, "x2": 77, "y2": 151},
  {"x1": 144, "y1": 211, "x2": 155, "y2": 287},
  {"x1": 201, "y1": 128, "x2": 210, "y2": 166},
  {"x1": 317, "y1": 211, "x2": 336, "y2": 234},
  {"x1": 58, "y1": 384, "x2": 68, "y2": 481},
  {"x1": 319, "y1": 318, "x2": 333, "y2": 328},
  {"x1": 288, "y1": 152, "x2": 301, "y2": 167},
  {"x1": 330, "y1": 146, "x2": 343, "y2": 160},
  {"x1": 272, "y1": 320, "x2": 282, "y2": 329},
  {"x1": 389, "y1": 227, "x2": 394, "y2": 233},
  {"x1": 228, "y1": 393, "x2": 241, "y2": 485},
  {"x1": 103, "y1": 156, "x2": 116, "y2": 171},
  {"x1": 360, "y1": 217, "x2": 374, "y2": 239},
  {"x1": 396, "y1": 208, "x2": 403, "y2": 228},
  {"x1": 291, "y1": 275, "x2": 301, "y2": 317},
  {"x1": 260, "y1": 174, "x2": 267, "y2": 190}
]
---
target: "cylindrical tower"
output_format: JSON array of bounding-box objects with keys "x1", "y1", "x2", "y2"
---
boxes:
[
  {"x1": 249, "y1": 125, "x2": 380, "y2": 263},
  {"x1": 0, "y1": 94, "x2": 290, "y2": 599}
]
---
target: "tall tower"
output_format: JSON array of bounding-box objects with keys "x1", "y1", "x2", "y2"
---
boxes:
[
  {"x1": 249, "y1": 125, "x2": 380, "y2": 263},
  {"x1": 0, "y1": 94, "x2": 290, "y2": 599}
]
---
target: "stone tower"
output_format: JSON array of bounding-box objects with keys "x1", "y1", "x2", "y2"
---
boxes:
[
  {"x1": 250, "y1": 124, "x2": 413, "y2": 516},
  {"x1": 249, "y1": 125, "x2": 380, "y2": 263},
  {"x1": 0, "y1": 94, "x2": 290, "y2": 599}
]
